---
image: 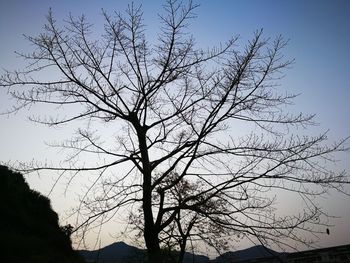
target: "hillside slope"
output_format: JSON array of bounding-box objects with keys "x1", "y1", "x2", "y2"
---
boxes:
[{"x1": 0, "y1": 165, "x2": 84, "y2": 263}]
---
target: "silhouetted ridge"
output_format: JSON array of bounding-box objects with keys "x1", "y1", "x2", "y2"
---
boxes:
[
  {"x1": 79, "y1": 242, "x2": 285, "y2": 263},
  {"x1": 79, "y1": 241, "x2": 144, "y2": 263},
  {"x1": 79, "y1": 241, "x2": 350, "y2": 263},
  {"x1": 0, "y1": 165, "x2": 84, "y2": 263},
  {"x1": 213, "y1": 245, "x2": 282, "y2": 262}
]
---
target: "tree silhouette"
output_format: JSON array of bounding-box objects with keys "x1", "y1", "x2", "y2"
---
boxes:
[{"x1": 1, "y1": 1, "x2": 349, "y2": 262}]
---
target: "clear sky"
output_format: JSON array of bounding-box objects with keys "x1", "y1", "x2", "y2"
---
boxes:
[{"x1": 1, "y1": 0, "x2": 350, "y2": 253}]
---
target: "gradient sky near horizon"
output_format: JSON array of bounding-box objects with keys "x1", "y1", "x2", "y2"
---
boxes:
[{"x1": 1, "y1": 0, "x2": 350, "y2": 253}]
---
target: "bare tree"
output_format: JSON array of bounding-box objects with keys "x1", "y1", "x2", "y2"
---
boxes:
[{"x1": 1, "y1": 0, "x2": 349, "y2": 262}]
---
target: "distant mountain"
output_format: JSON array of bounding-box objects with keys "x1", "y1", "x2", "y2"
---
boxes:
[
  {"x1": 79, "y1": 241, "x2": 211, "y2": 263},
  {"x1": 213, "y1": 245, "x2": 282, "y2": 262},
  {"x1": 78, "y1": 242, "x2": 283, "y2": 263},
  {"x1": 79, "y1": 241, "x2": 144, "y2": 263},
  {"x1": 182, "y1": 252, "x2": 210, "y2": 263}
]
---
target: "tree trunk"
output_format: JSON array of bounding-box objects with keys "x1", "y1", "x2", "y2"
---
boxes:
[
  {"x1": 144, "y1": 234, "x2": 163, "y2": 262},
  {"x1": 143, "y1": 183, "x2": 163, "y2": 262},
  {"x1": 178, "y1": 247, "x2": 185, "y2": 263},
  {"x1": 135, "y1": 122, "x2": 163, "y2": 262},
  {"x1": 178, "y1": 239, "x2": 187, "y2": 263}
]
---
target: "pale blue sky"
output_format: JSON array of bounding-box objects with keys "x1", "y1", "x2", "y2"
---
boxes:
[{"x1": 1, "y1": 0, "x2": 349, "y2": 252}]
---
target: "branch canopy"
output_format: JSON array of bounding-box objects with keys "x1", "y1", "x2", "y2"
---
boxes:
[{"x1": 1, "y1": 0, "x2": 348, "y2": 259}]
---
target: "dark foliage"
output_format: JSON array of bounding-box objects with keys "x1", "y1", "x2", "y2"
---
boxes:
[{"x1": 0, "y1": 165, "x2": 84, "y2": 263}]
